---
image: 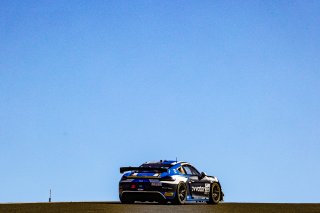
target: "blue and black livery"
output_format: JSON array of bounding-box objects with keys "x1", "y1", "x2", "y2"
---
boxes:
[{"x1": 119, "y1": 160, "x2": 224, "y2": 204}]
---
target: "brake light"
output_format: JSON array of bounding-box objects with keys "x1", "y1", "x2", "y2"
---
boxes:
[{"x1": 131, "y1": 184, "x2": 136, "y2": 189}]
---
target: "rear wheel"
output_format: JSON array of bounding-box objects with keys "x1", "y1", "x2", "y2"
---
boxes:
[
  {"x1": 173, "y1": 182, "x2": 187, "y2": 205},
  {"x1": 207, "y1": 182, "x2": 221, "y2": 204}
]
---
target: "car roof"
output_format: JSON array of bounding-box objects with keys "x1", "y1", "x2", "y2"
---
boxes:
[{"x1": 142, "y1": 160, "x2": 188, "y2": 166}]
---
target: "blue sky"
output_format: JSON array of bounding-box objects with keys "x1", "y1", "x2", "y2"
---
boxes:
[{"x1": 1, "y1": 0, "x2": 320, "y2": 203}]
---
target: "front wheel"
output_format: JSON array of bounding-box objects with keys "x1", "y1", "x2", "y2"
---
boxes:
[
  {"x1": 207, "y1": 182, "x2": 221, "y2": 204},
  {"x1": 172, "y1": 182, "x2": 187, "y2": 205}
]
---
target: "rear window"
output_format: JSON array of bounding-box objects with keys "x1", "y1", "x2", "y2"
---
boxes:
[{"x1": 140, "y1": 163, "x2": 172, "y2": 169}]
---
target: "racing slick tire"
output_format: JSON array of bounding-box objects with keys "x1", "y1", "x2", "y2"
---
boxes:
[
  {"x1": 172, "y1": 182, "x2": 187, "y2": 205},
  {"x1": 207, "y1": 182, "x2": 221, "y2": 204}
]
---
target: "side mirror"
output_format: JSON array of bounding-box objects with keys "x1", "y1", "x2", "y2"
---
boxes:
[{"x1": 199, "y1": 172, "x2": 207, "y2": 179}]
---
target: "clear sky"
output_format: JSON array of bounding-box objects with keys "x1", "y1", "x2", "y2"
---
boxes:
[{"x1": 1, "y1": 0, "x2": 320, "y2": 203}]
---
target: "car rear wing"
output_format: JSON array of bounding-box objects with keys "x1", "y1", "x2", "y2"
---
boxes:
[{"x1": 120, "y1": 167, "x2": 168, "y2": 174}]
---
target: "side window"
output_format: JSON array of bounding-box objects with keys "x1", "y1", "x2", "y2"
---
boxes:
[
  {"x1": 183, "y1": 166, "x2": 193, "y2": 175},
  {"x1": 189, "y1": 166, "x2": 200, "y2": 176}
]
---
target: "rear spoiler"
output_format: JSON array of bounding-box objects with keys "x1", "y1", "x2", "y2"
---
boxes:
[{"x1": 120, "y1": 167, "x2": 168, "y2": 174}]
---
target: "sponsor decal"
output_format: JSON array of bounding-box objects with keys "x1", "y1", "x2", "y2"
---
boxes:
[
  {"x1": 192, "y1": 186, "x2": 205, "y2": 192},
  {"x1": 151, "y1": 182, "x2": 162, "y2": 186},
  {"x1": 192, "y1": 183, "x2": 211, "y2": 194},
  {"x1": 164, "y1": 192, "x2": 174, "y2": 197}
]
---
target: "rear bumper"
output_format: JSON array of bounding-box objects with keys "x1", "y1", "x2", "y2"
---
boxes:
[
  {"x1": 119, "y1": 181, "x2": 177, "y2": 202},
  {"x1": 120, "y1": 191, "x2": 167, "y2": 202}
]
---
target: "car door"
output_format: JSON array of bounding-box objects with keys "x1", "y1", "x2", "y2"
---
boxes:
[{"x1": 183, "y1": 165, "x2": 210, "y2": 199}]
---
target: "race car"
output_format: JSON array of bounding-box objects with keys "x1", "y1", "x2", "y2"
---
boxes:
[{"x1": 119, "y1": 160, "x2": 223, "y2": 204}]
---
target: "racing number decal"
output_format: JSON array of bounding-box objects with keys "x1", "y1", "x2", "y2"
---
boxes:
[{"x1": 204, "y1": 183, "x2": 210, "y2": 195}]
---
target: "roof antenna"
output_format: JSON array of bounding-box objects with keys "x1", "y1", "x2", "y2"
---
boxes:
[
  {"x1": 176, "y1": 157, "x2": 178, "y2": 163},
  {"x1": 49, "y1": 189, "x2": 52, "y2": 202}
]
